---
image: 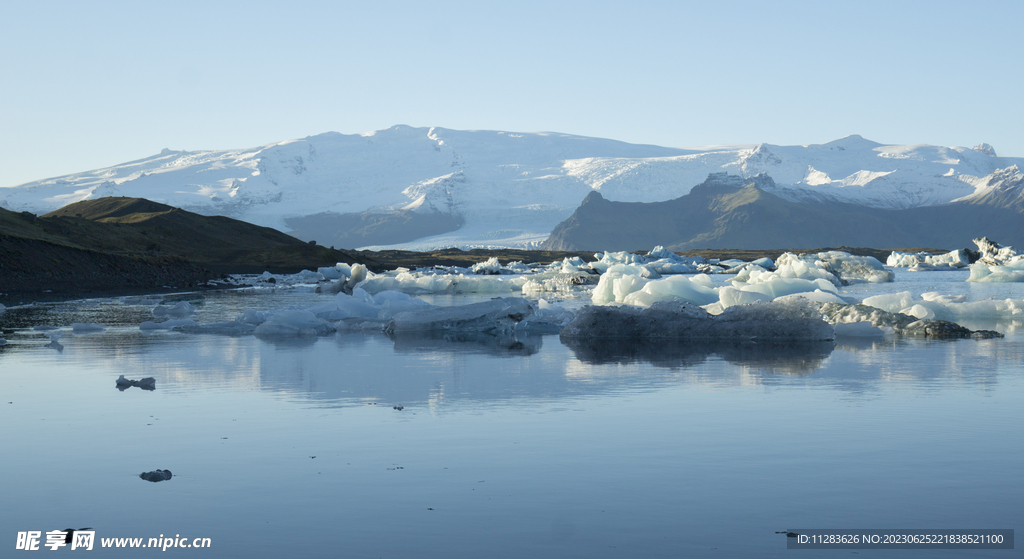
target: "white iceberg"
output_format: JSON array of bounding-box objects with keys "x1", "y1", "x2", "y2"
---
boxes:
[{"x1": 887, "y1": 250, "x2": 969, "y2": 269}]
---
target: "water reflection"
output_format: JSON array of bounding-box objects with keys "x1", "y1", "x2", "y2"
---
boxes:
[
  {"x1": 561, "y1": 337, "x2": 835, "y2": 374},
  {"x1": 390, "y1": 331, "x2": 542, "y2": 357}
]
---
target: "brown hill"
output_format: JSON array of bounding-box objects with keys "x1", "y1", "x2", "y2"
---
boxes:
[{"x1": 1, "y1": 197, "x2": 369, "y2": 302}]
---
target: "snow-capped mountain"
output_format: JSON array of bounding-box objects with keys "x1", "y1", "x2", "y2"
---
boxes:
[{"x1": 2, "y1": 126, "x2": 1021, "y2": 250}]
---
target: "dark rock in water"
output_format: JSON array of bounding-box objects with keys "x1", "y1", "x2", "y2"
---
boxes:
[
  {"x1": 116, "y1": 375, "x2": 156, "y2": 391},
  {"x1": 139, "y1": 469, "x2": 172, "y2": 482}
]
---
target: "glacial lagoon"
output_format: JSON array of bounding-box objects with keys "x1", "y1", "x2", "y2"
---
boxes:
[{"x1": 1, "y1": 269, "x2": 1022, "y2": 558}]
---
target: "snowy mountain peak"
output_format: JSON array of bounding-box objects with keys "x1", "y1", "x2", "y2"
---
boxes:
[{"x1": 973, "y1": 143, "x2": 997, "y2": 156}]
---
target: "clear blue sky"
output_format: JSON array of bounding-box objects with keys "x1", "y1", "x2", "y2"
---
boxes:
[{"x1": 2, "y1": 0, "x2": 1021, "y2": 187}]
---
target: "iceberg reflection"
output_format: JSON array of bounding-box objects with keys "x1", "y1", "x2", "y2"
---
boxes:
[{"x1": 562, "y1": 337, "x2": 835, "y2": 374}]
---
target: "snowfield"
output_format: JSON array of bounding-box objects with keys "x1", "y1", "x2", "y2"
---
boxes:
[{"x1": 2, "y1": 126, "x2": 1021, "y2": 250}]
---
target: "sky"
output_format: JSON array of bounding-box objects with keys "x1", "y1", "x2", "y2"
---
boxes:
[{"x1": 2, "y1": 0, "x2": 1022, "y2": 187}]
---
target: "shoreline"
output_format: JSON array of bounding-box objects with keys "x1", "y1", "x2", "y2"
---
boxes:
[{"x1": 1, "y1": 245, "x2": 949, "y2": 306}]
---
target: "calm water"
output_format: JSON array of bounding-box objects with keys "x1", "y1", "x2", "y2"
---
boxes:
[{"x1": 1, "y1": 272, "x2": 1022, "y2": 558}]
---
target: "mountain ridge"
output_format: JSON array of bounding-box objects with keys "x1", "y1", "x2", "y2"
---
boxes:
[
  {"x1": 541, "y1": 173, "x2": 1024, "y2": 252},
  {"x1": 3, "y1": 126, "x2": 1022, "y2": 250}
]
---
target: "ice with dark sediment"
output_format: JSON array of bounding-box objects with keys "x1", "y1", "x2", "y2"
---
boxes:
[
  {"x1": 861, "y1": 291, "x2": 1024, "y2": 322},
  {"x1": 967, "y1": 237, "x2": 1024, "y2": 282},
  {"x1": 819, "y1": 302, "x2": 1002, "y2": 339},
  {"x1": 560, "y1": 298, "x2": 835, "y2": 341}
]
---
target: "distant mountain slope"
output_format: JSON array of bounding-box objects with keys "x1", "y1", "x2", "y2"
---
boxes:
[
  {"x1": 3, "y1": 126, "x2": 1021, "y2": 250},
  {"x1": 541, "y1": 173, "x2": 1024, "y2": 251}
]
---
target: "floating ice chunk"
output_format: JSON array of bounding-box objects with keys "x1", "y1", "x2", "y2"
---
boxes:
[
  {"x1": 972, "y1": 236, "x2": 1022, "y2": 266},
  {"x1": 591, "y1": 264, "x2": 651, "y2": 304},
  {"x1": 887, "y1": 250, "x2": 969, "y2": 269},
  {"x1": 238, "y1": 309, "x2": 272, "y2": 325},
  {"x1": 561, "y1": 298, "x2": 835, "y2": 341},
  {"x1": 0, "y1": 338, "x2": 6, "y2": 346},
  {"x1": 621, "y1": 274, "x2": 720, "y2": 307},
  {"x1": 967, "y1": 260, "x2": 1024, "y2": 282},
  {"x1": 861, "y1": 291, "x2": 916, "y2": 313},
  {"x1": 371, "y1": 290, "x2": 432, "y2": 319},
  {"x1": 471, "y1": 257, "x2": 503, "y2": 274},
  {"x1": 901, "y1": 304, "x2": 936, "y2": 320},
  {"x1": 254, "y1": 310, "x2": 334, "y2": 337},
  {"x1": 834, "y1": 321, "x2": 892, "y2": 338},
  {"x1": 516, "y1": 299, "x2": 575, "y2": 333},
  {"x1": 819, "y1": 302, "x2": 1002, "y2": 339},
  {"x1": 737, "y1": 276, "x2": 839, "y2": 299},
  {"x1": 774, "y1": 290, "x2": 849, "y2": 305},
  {"x1": 152, "y1": 301, "x2": 194, "y2": 318},
  {"x1": 140, "y1": 319, "x2": 197, "y2": 330},
  {"x1": 71, "y1": 323, "x2": 106, "y2": 333},
  {"x1": 32, "y1": 325, "x2": 59, "y2": 331},
  {"x1": 774, "y1": 251, "x2": 893, "y2": 285},
  {"x1": 317, "y1": 263, "x2": 351, "y2": 280},
  {"x1": 718, "y1": 286, "x2": 772, "y2": 309},
  {"x1": 0, "y1": 303, "x2": 5, "y2": 313},
  {"x1": 751, "y1": 257, "x2": 774, "y2": 269},
  {"x1": 385, "y1": 297, "x2": 534, "y2": 335}
]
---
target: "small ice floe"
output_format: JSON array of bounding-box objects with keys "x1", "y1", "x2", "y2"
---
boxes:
[
  {"x1": 0, "y1": 302, "x2": 5, "y2": 313},
  {"x1": 71, "y1": 323, "x2": 106, "y2": 333},
  {"x1": 0, "y1": 338, "x2": 7, "y2": 346},
  {"x1": 139, "y1": 469, "x2": 172, "y2": 482},
  {"x1": 152, "y1": 301, "x2": 194, "y2": 318},
  {"x1": 116, "y1": 375, "x2": 156, "y2": 391},
  {"x1": 561, "y1": 298, "x2": 835, "y2": 341}
]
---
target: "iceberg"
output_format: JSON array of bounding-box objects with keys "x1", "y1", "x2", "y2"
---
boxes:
[
  {"x1": 819, "y1": 302, "x2": 1002, "y2": 339},
  {"x1": 887, "y1": 249, "x2": 969, "y2": 269},
  {"x1": 967, "y1": 260, "x2": 1024, "y2": 283},
  {"x1": 253, "y1": 310, "x2": 334, "y2": 337},
  {"x1": 385, "y1": 297, "x2": 534, "y2": 336},
  {"x1": 861, "y1": 290, "x2": 1024, "y2": 321},
  {"x1": 561, "y1": 298, "x2": 835, "y2": 341}
]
